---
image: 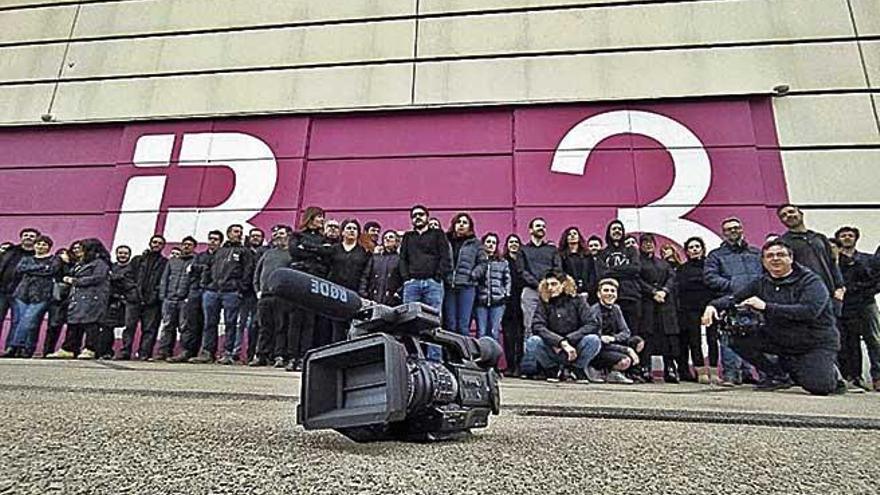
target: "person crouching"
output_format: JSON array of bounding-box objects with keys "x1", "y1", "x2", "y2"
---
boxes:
[
  {"x1": 587, "y1": 278, "x2": 645, "y2": 384},
  {"x1": 520, "y1": 269, "x2": 601, "y2": 382}
]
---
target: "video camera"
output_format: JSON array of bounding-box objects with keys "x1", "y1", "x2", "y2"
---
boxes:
[
  {"x1": 721, "y1": 305, "x2": 765, "y2": 337},
  {"x1": 266, "y1": 268, "x2": 502, "y2": 442}
]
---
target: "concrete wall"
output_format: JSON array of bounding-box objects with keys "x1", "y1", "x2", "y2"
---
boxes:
[{"x1": 0, "y1": 0, "x2": 878, "y2": 250}]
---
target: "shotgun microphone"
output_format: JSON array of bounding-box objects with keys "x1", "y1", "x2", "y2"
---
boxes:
[{"x1": 265, "y1": 268, "x2": 365, "y2": 321}]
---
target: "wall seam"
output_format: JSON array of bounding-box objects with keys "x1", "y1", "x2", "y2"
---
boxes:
[
  {"x1": 845, "y1": 0, "x2": 880, "y2": 136},
  {"x1": 410, "y1": 0, "x2": 420, "y2": 105},
  {"x1": 44, "y1": 1, "x2": 80, "y2": 117}
]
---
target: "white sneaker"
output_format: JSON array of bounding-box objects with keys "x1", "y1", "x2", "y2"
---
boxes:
[
  {"x1": 77, "y1": 349, "x2": 95, "y2": 360},
  {"x1": 606, "y1": 370, "x2": 634, "y2": 384}
]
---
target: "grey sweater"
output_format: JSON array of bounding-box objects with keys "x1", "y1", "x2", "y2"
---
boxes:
[{"x1": 254, "y1": 247, "x2": 292, "y2": 295}]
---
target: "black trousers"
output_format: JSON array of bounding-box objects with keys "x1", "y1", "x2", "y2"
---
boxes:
[
  {"x1": 179, "y1": 295, "x2": 203, "y2": 356},
  {"x1": 122, "y1": 302, "x2": 162, "y2": 358},
  {"x1": 838, "y1": 304, "x2": 880, "y2": 381},
  {"x1": 238, "y1": 293, "x2": 259, "y2": 361},
  {"x1": 731, "y1": 330, "x2": 838, "y2": 395},
  {"x1": 678, "y1": 308, "x2": 719, "y2": 368},
  {"x1": 61, "y1": 322, "x2": 100, "y2": 354},
  {"x1": 287, "y1": 309, "x2": 316, "y2": 360},
  {"x1": 618, "y1": 298, "x2": 642, "y2": 336},
  {"x1": 256, "y1": 295, "x2": 294, "y2": 359},
  {"x1": 42, "y1": 301, "x2": 68, "y2": 355},
  {"x1": 502, "y1": 300, "x2": 524, "y2": 372}
]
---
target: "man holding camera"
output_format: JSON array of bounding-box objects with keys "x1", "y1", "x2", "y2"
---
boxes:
[{"x1": 702, "y1": 239, "x2": 842, "y2": 395}]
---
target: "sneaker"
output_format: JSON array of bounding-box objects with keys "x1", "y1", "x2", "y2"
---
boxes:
[
  {"x1": 284, "y1": 359, "x2": 298, "y2": 372},
  {"x1": 719, "y1": 379, "x2": 737, "y2": 388},
  {"x1": 585, "y1": 367, "x2": 606, "y2": 383},
  {"x1": 217, "y1": 356, "x2": 234, "y2": 366},
  {"x1": 77, "y1": 349, "x2": 96, "y2": 360},
  {"x1": 844, "y1": 380, "x2": 866, "y2": 394},
  {"x1": 606, "y1": 370, "x2": 634, "y2": 384},
  {"x1": 272, "y1": 357, "x2": 286, "y2": 368},
  {"x1": 137, "y1": 354, "x2": 150, "y2": 362},
  {"x1": 188, "y1": 351, "x2": 214, "y2": 364},
  {"x1": 248, "y1": 356, "x2": 268, "y2": 367},
  {"x1": 755, "y1": 377, "x2": 794, "y2": 391},
  {"x1": 664, "y1": 367, "x2": 680, "y2": 384},
  {"x1": 166, "y1": 353, "x2": 191, "y2": 363},
  {"x1": 150, "y1": 352, "x2": 169, "y2": 362},
  {"x1": 46, "y1": 349, "x2": 75, "y2": 359}
]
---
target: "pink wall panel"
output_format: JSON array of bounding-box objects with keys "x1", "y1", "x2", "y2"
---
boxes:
[
  {"x1": 0, "y1": 166, "x2": 116, "y2": 215},
  {"x1": 514, "y1": 150, "x2": 637, "y2": 207},
  {"x1": 0, "y1": 125, "x2": 122, "y2": 168}
]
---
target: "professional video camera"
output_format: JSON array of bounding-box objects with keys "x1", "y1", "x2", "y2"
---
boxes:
[
  {"x1": 266, "y1": 268, "x2": 502, "y2": 443},
  {"x1": 721, "y1": 305, "x2": 765, "y2": 337}
]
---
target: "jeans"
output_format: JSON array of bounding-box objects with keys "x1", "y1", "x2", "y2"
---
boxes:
[
  {"x1": 201, "y1": 290, "x2": 241, "y2": 358},
  {"x1": 9, "y1": 299, "x2": 48, "y2": 350},
  {"x1": 521, "y1": 334, "x2": 602, "y2": 375},
  {"x1": 720, "y1": 334, "x2": 756, "y2": 382},
  {"x1": 443, "y1": 286, "x2": 476, "y2": 336},
  {"x1": 237, "y1": 292, "x2": 259, "y2": 361},
  {"x1": 475, "y1": 304, "x2": 505, "y2": 341},
  {"x1": 0, "y1": 293, "x2": 21, "y2": 349},
  {"x1": 402, "y1": 279, "x2": 444, "y2": 312},
  {"x1": 519, "y1": 287, "x2": 540, "y2": 338},
  {"x1": 157, "y1": 299, "x2": 190, "y2": 357},
  {"x1": 731, "y1": 329, "x2": 838, "y2": 395}
]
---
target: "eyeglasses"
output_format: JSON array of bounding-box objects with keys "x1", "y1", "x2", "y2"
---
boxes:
[{"x1": 411, "y1": 212, "x2": 427, "y2": 219}]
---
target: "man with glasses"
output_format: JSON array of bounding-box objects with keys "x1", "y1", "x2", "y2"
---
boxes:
[
  {"x1": 702, "y1": 239, "x2": 843, "y2": 395},
  {"x1": 703, "y1": 217, "x2": 762, "y2": 386},
  {"x1": 399, "y1": 204, "x2": 451, "y2": 312},
  {"x1": 119, "y1": 234, "x2": 168, "y2": 360}
]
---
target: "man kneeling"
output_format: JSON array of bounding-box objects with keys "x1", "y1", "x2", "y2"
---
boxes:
[
  {"x1": 521, "y1": 269, "x2": 601, "y2": 381},
  {"x1": 587, "y1": 278, "x2": 645, "y2": 384},
  {"x1": 702, "y1": 239, "x2": 842, "y2": 395}
]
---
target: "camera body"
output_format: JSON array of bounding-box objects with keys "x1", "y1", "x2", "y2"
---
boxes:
[
  {"x1": 722, "y1": 305, "x2": 765, "y2": 337},
  {"x1": 268, "y1": 269, "x2": 502, "y2": 442}
]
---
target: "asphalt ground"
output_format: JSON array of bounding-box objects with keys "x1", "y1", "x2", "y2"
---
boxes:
[{"x1": 0, "y1": 359, "x2": 878, "y2": 495}]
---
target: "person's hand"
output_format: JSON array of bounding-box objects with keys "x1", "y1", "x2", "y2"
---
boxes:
[
  {"x1": 701, "y1": 305, "x2": 719, "y2": 326},
  {"x1": 560, "y1": 340, "x2": 577, "y2": 362},
  {"x1": 600, "y1": 335, "x2": 615, "y2": 344},
  {"x1": 833, "y1": 287, "x2": 846, "y2": 301},
  {"x1": 62, "y1": 276, "x2": 75, "y2": 285},
  {"x1": 653, "y1": 290, "x2": 667, "y2": 303},
  {"x1": 740, "y1": 296, "x2": 766, "y2": 311},
  {"x1": 627, "y1": 348, "x2": 640, "y2": 366}
]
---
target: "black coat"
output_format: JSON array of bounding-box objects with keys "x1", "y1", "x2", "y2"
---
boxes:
[
  {"x1": 104, "y1": 261, "x2": 132, "y2": 327},
  {"x1": 67, "y1": 258, "x2": 111, "y2": 325},
  {"x1": 289, "y1": 229, "x2": 333, "y2": 278},
  {"x1": 533, "y1": 293, "x2": 593, "y2": 347},
  {"x1": 675, "y1": 258, "x2": 714, "y2": 311},
  {"x1": 711, "y1": 263, "x2": 839, "y2": 353},
  {"x1": 188, "y1": 250, "x2": 214, "y2": 297},
  {"x1": 560, "y1": 250, "x2": 597, "y2": 295},
  {"x1": 129, "y1": 250, "x2": 168, "y2": 305},
  {"x1": 638, "y1": 253, "x2": 679, "y2": 336},
  {"x1": 13, "y1": 255, "x2": 59, "y2": 304},
  {"x1": 399, "y1": 229, "x2": 452, "y2": 282},
  {"x1": 359, "y1": 250, "x2": 403, "y2": 305},
  {"x1": 0, "y1": 246, "x2": 33, "y2": 295},
  {"x1": 839, "y1": 251, "x2": 879, "y2": 317},
  {"x1": 327, "y1": 243, "x2": 370, "y2": 291}
]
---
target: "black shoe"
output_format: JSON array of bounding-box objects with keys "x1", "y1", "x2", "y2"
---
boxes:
[
  {"x1": 755, "y1": 377, "x2": 794, "y2": 391},
  {"x1": 0, "y1": 348, "x2": 17, "y2": 358},
  {"x1": 248, "y1": 356, "x2": 268, "y2": 367},
  {"x1": 664, "y1": 366, "x2": 680, "y2": 384},
  {"x1": 167, "y1": 353, "x2": 192, "y2": 363},
  {"x1": 113, "y1": 353, "x2": 131, "y2": 361},
  {"x1": 272, "y1": 357, "x2": 286, "y2": 369}
]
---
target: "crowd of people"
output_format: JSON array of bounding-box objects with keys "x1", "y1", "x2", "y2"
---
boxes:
[{"x1": 1, "y1": 203, "x2": 878, "y2": 395}]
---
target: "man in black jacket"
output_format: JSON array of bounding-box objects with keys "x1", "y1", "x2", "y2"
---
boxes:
[
  {"x1": 516, "y1": 217, "x2": 562, "y2": 336},
  {"x1": 101, "y1": 246, "x2": 133, "y2": 359},
  {"x1": 250, "y1": 225, "x2": 294, "y2": 368},
  {"x1": 0, "y1": 227, "x2": 38, "y2": 348},
  {"x1": 596, "y1": 220, "x2": 642, "y2": 334},
  {"x1": 240, "y1": 227, "x2": 267, "y2": 363},
  {"x1": 194, "y1": 224, "x2": 254, "y2": 365},
  {"x1": 399, "y1": 205, "x2": 451, "y2": 311},
  {"x1": 702, "y1": 239, "x2": 843, "y2": 395},
  {"x1": 835, "y1": 226, "x2": 880, "y2": 390},
  {"x1": 520, "y1": 269, "x2": 601, "y2": 381},
  {"x1": 119, "y1": 235, "x2": 168, "y2": 360},
  {"x1": 181, "y1": 230, "x2": 223, "y2": 363},
  {"x1": 155, "y1": 236, "x2": 197, "y2": 361}
]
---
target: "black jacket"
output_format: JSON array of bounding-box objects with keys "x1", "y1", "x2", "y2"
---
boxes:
[
  {"x1": 188, "y1": 250, "x2": 214, "y2": 297},
  {"x1": 0, "y1": 245, "x2": 34, "y2": 295},
  {"x1": 560, "y1": 250, "x2": 597, "y2": 295},
  {"x1": 781, "y1": 230, "x2": 845, "y2": 293},
  {"x1": 639, "y1": 252, "x2": 679, "y2": 336},
  {"x1": 399, "y1": 229, "x2": 452, "y2": 282},
  {"x1": 327, "y1": 243, "x2": 371, "y2": 291},
  {"x1": 289, "y1": 229, "x2": 333, "y2": 278},
  {"x1": 675, "y1": 258, "x2": 714, "y2": 311},
  {"x1": 104, "y1": 261, "x2": 132, "y2": 327},
  {"x1": 67, "y1": 258, "x2": 111, "y2": 325},
  {"x1": 448, "y1": 234, "x2": 481, "y2": 288},
  {"x1": 13, "y1": 255, "x2": 59, "y2": 304},
  {"x1": 203, "y1": 241, "x2": 254, "y2": 293},
  {"x1": 839, "y1": 251, "x2": 879, "y2": 316},
  {"x1": 359, "y1": 250, "x2": 403, "y2": 305},
  {"x1": 710, "y1": 263, "x2": 839, "y2": 353},
  {"x1": 586, "y1": 302, "x2": 631, "y2": 343},
  {"x1": 506, "y1": 254, "x2": 525, "y2": 306},
  {"x1": 533, "y1": 293, "x2": 593, "y2": 347},
  {"x1": 596, "y1": 244, "x2": 641, "y2": 302},
  {"x1": 517, "y1": 241, "x2": 562, "y2": 290},
  {"x1": 128, "y1": 250, "x2": 168, "y2": 305},
  {"x1": 159, "y1": 253, "x2": 194, "y2": 302}
]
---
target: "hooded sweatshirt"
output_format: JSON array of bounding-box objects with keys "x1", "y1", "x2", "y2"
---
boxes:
[{"x1": 595, "y1": 221, "x2": 642, "y2": 302}]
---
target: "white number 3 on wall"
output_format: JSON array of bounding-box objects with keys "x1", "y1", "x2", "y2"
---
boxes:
[{"x1": 550, "y1": 110, "x2": 723, "y2": 247}]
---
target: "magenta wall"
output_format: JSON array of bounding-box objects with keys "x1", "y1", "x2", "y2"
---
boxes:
[{"x1": 0, "y1": 98, "x2": 788, "y2": 253}]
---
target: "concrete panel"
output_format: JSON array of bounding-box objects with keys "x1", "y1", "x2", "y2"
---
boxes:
[
  {"x1": 50, "y1": 64, "x2": 413, "y2": 122},
  {"x1": 63, "y1": 20, "x2": 414, "y2": 79},
  {"x1": 0, "y1": 83, "x2": 54, "y2": 125},
  {"x1": 0, "y1": 0, "x2": 95, "y2": 7},
  {"x1": 783, "y1": 150, "x2": 880, "y2": 205},
  {"x1": 0, "y1": 4, "x2": 75, "y2": 44},
  {"x1": 421, "y1": 0, "x2": 665, "y2": 14},
  {"x1": 773, "y1": 94, "x2": 880, "y2": 147},
  {"x1": 862, "y1": 40, "x2": 880, "y2": 88},
  {"x1": 420, "y1": 0, "x2": 852, "y2": 58},
  {"x1": 74, "y1": 0, "x2": 416, "y2": 38},
  {"x1": 0, "y1": 44, "x2": 66, "y2": 82},
  {"x1": 851, "y1": 0, "x2": 880, "y2": 36},
  {"x1": 802, "y1": 209, "x2": 880, "y2": 252},
  {"x1": 415, "y1": 43, "x2": 867, "y2": 105}
]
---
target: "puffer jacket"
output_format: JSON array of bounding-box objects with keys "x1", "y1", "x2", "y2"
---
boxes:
[
  {"x1": 359, "y1": 250, "x2": 403, "y2": 306},
  {"x1": 159, "y1": 253, "x2": 194, "y2": 302},
  {"x1": 704, "y1": 241, "x2": 762, "y2": 296},
  {"x1": 473, "y1": 255, "x2": 511, "y2": 307},
  {"x1": 67, "y1": 258, "x2": 111, "y2": 325},
  {"x1": 710, "y1": 263, "x2": 839, "y2": 353},
  {"x1": 289, "y1": 229, "x2": 333, "y2": 278},
  {"x1": 13, "y1": 255, "x2": 58, "y2": 304},
  {"x1": 448, "y1": 234, "x2": 481, "y2": 288}
]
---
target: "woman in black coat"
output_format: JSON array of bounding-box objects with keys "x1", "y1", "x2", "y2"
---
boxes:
[
  {"x1": 327, "y1": 219, "x2": 371, "y2": 343},
  {"x1": 675, "y1": 236, "x2": 719, "y2": 384},
  {"x1": 359, "y1": 230, "x2": 402, "y2": 306},
  {"x1": 501, "y1": 234, "x2": 525, "y2": 376},
  {"x1": 637, "y1": 233, "x2": 681, "y2": 383},
  {"x1": 558, "y1": 226, "x2": 598, "y2": 303},
  {"x1": 48, "y1": 238, "x2": 111, "y2": 359}
]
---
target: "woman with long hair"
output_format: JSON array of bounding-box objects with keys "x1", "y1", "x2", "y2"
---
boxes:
[
  {"x1": 1, "y1": 235, "x2": 59, "y2": 358},
  {"x1": 675, "y1": 236, "x2": 719, "y2": 384},
  {"x1": 661, "y1": 243, "x2": 684, "y2": 269},
  {"x1": 473, "y1": 233, "x2": 511, "y2": 343},
  {"x1": 327, "y1": 219, "x2": 371, "y2": 343},
  {"x1": 558, "y1": 226, "x2": 598, "y2": 303},
  {"x1": 47, "y1": 238, "x2": 111, "y2": 359},
  {"x1": 42, "y1": 246, "x2": 73, "y2": 356},
  {"x1": 443, "y1": 212, "x2": 481, "y2": 336},
  {"x1": 501, "y1": 234, "x2": 525, "y2": 376}
]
